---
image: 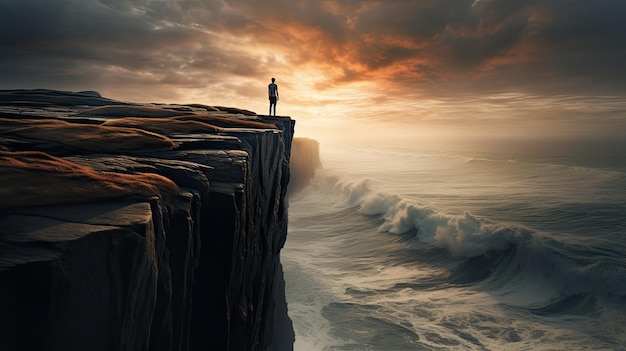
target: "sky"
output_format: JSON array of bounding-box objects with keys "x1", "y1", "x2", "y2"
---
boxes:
[{"x1": 2, "y1": 0, "x2": 626, "y2": 142}]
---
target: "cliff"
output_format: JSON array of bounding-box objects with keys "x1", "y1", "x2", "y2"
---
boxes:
[{"x1": 0, "y1": 89, "x2": 295, "y2": 351}]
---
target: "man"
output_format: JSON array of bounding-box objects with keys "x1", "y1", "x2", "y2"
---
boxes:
[{"x1": 268, "y1": 77, "x2": 279, "y2": 116}]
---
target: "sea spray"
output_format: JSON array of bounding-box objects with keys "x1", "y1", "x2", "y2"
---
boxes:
[
  {"x1": 334, "y1": 176, "x2": 532, "y2": 257},
  {"x1": 288, "y1": 137, "x2": 322, "y2": 195},
  {"x1": 331, "y1": 170, "x2": 626, "y2": 304},
  {"x1": 285, "y1": 140, "x2": 626, "y2": 350}
]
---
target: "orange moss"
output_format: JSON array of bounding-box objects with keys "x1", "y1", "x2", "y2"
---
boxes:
[
  {"x1": 75, "y1": 104, "x2": 276, "y2": 130},
  {"x1": 214, "y1": 106, "x2": 257, "y2": 116},
  {"x1": 0, "y1": 151, "x2": 179, "y2": 210},
  {"x1": 175, "y1": 114, "x2": 277, "y2": 130},
  {"x1": 77, "y1": 105, "x2": 192, "y2": 118},
  {"x1": 103, "y1": 117, "x2": 223, "y2": 135},
  {"x1": 185, "y1": 103, "x2": 221, "y2": 112},
  {"x1": 0, "y1": 118, "x2": 175, "y2": 153}
]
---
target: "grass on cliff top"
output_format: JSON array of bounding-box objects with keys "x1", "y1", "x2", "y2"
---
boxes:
[
  {"x1": 76, "y1": 105, "x2": 193, "y2": 118},
  {"x1": 78, "y1": 105, "x2": 278, "y2": 130},
  {"x1": 0, "y1": 151, "x2": 179, "y2": 210},
  {"x1": 0, "y1": 117, "x2": 175, "y2": 154},
  {"x1": 101, "y1": 114, "x2": 278, "y2": 138},
  {"x1": 176, "y1": 114, "x2": 277, "y2": 129},
  {"x1": 103, "y1": 117, "x2": 223, "y2": 135}
]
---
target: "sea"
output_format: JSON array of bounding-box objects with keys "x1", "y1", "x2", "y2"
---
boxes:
[{"x1": 283, "y1": 135, "x2": 626, "y2": 351}]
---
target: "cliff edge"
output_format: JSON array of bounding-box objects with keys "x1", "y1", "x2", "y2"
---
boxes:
[{"x1": 0, "y1": 89, "x2": 295, "y2": 351}]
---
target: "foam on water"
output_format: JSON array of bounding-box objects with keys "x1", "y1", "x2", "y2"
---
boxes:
[{"x1": 284, "y1": 139, "x2": 626, "y2": 350}]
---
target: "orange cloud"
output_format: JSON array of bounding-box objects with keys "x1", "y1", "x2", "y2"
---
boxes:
[{"x1": 1, "y1": 0, "x2": 625, "y2": 128}]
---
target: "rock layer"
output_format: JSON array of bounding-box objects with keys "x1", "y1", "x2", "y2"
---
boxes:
[{"x1": 0, "y1": 89, "x2": 295, "y2": 351}]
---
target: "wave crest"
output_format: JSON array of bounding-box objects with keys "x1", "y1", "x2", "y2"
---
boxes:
[{"x1": 333, "y1": 177, "x2": 531, "y2": 258}]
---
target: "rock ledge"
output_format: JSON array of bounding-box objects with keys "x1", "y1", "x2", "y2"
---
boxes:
[{"x1": 0, "y1": 89, "x2": 295, "y2": 351}]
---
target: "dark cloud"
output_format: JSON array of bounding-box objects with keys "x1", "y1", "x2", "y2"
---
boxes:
[
  {"x1": 354, "y1": 0, "x2": 473, "y2": 41},
  {"x1": 335, "y1": 0, "x2": 626, "y2": 94},
  {"x1": 439, "y1": 14, "x2": 530, "y2": 68},
  {"x1": 1, "y1": 0, "x2": 626, "y2": 103},
  {"x1": 0, "y1": 0, "x2": 256, "y2": 96}
]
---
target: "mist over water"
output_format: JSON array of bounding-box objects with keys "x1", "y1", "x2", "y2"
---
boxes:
[{"x1": 284, "y1": 133, "x2": 626, "y2": 350}]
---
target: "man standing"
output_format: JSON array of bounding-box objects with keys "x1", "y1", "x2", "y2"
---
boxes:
[{"x1": 268, "y1": 77, "x2": 279, "y2": 116}]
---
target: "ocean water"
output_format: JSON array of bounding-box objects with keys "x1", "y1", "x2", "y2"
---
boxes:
[{"x1": 283, "y1": 136, "x2": 626, "y2": 351}]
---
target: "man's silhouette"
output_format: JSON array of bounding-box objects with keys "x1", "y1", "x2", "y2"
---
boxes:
[{"x1": 268, "y1": 78, "x2": 279, "y2": 116}]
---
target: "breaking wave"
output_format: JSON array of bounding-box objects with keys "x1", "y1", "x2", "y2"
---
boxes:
[{"x1": 328, "y1": 175, "x2": 626, "y2": 307}]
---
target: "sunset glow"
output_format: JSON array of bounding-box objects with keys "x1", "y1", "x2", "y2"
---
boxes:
[
  {"x1": 1, "y1": 0, "x2": 625, "y2": 142},
  {"x1": 3, "y1": 2, "x2": 626, "y2": 350}
]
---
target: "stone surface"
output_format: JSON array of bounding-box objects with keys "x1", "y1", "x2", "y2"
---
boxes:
[{"x1": 0, "y1": 89, "x2": 296, "y2": 351}]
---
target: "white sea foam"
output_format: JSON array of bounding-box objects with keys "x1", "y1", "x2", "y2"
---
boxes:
[
  {"x1": 285, "y1": 139, "x2": 626, "y2": 350},
  {"x1": 333, "y1": 176, "x2": 532, "y2": 257}
]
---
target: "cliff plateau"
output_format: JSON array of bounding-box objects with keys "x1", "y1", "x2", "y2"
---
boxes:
[{"x1": 0, "y1": 89, "x2": 296, "y2": 351}]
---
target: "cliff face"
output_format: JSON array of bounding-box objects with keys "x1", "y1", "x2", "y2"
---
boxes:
[{"x1": 0, "y1": 89, "x2": 295, "y2": 351}]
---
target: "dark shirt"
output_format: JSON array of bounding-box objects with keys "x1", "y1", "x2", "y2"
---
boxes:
[{"x1": 268, "y1": 83, "x2": 278, "y2": 98}]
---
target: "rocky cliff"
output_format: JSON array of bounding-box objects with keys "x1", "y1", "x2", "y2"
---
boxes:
[{"x1": 0, "y1": 89, "x2": 295, "y2": 351}]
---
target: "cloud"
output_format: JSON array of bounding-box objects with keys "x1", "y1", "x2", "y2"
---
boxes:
[{"x1": 1, "y1": 0, "x2": 625, "y2": 115}]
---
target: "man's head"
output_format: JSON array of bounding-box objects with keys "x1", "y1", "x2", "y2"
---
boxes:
[{"x1": 271, "y1": 78, "x2": 275, "y2": 83}]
